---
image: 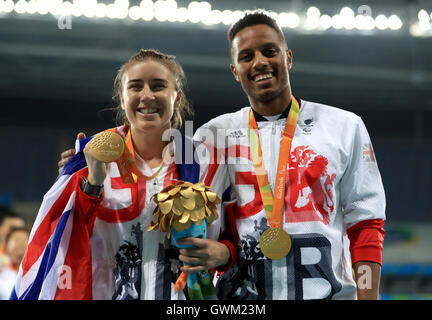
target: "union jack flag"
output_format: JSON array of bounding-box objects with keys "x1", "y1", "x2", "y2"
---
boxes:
[
  {"x1": 9, "y1": 128, "x2": 229, "y2": 300},
  {"x1": 362, "y1": 143, "x2": 376, "y2": 162},
  {"x1": 10, "y1": 137, "x2": 96, "y2": 299}
]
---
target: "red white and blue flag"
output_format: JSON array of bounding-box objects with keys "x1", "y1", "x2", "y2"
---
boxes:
[
  {"x1": 9, "y1": 132, "x2": 227, "y2": 300},
  {"x1": 10, "y1": 137, "x2": 97, "y2": 299}
]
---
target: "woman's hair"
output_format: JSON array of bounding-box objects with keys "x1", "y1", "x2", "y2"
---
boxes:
[{"x1": 113, "y1": 49, "x2": 193, "y2": 129}]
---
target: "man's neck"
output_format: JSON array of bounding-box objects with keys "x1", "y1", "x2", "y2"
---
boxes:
[
  {"x1": 250, "y1": 91, "x2": 292, "y2": 116},
  {"x1": 253, "y1": 104, "x2": 291, "y2": 122}
]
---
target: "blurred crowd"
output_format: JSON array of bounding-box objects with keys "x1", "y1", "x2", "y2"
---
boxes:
[{"x1": 0, "y1": 207, "x2": 29, "y2": 300}]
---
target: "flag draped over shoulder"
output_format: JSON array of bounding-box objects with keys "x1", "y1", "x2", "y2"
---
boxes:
[
  {"x1": 10, "y1": 137, "x2": 94, "y2": 300},
  {"x1": 10, "y1": 131, "x2": 201, "y2": 300}
]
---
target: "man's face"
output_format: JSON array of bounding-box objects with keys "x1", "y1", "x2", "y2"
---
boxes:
[
  {"x1": 230, "y1": 24, "x2": 293, "y2": 104},
  {"x1": 0, "y1": 217, "x2": 25, "y2": 245},
  {"x1": 5, "y1": 230, "x2": 29, "y2": 266}
]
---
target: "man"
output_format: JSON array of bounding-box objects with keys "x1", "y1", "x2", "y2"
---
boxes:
[
  {"x1": 0, "y1": 213, "x2": 27, "y2": 300},
  {"x1": 0, "y1": 210, "x2": 26, "y2": 267},
  {"x1": 193, "y1": 10, "x2": 385, "y2": 300},
  {"x1": 58, "y1": 10, "x2": 385, "y2": 300},
  {"x1": 3, "y1": 227, "x2": 29, "y2": 272}
]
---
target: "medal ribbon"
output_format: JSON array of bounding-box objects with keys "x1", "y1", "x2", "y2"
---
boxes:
[
  {"x1": 108, "y1": 127, "x2": 170, "y2": 184},
  {"x1": 248, "y1": 96, "x2": 300, "y2": 229}
]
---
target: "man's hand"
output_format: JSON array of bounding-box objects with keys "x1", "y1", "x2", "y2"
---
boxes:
[
  {"x1": 177, "y1": 238, "x2": 230, "y2": 273},
  {"x1": 57, "y1": 132, "x2": 86, "y2": 174}
]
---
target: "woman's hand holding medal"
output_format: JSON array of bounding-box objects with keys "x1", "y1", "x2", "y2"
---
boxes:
[{"x1": 84, "y1": 131, "x2": 125, "y2": 186}]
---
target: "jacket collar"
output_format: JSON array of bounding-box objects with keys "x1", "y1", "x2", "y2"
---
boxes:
[{"x1": 251, "y1": 98, "x2": 301, "y2": 122}]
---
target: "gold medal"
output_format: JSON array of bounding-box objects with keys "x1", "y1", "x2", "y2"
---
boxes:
[
  {"x1": 260, "y1": 228, "x2": 292, "y2": 260},
  {"x1": 89, "y1": 131, "x2": 125, "y2": 163}
]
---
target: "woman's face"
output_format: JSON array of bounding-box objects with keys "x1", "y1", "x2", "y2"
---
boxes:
[{"x1": 120, "y1": 60, "x2": 181, "y2": 133}]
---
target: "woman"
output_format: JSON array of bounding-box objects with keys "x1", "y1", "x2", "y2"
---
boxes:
[{"x1": 12, "y1": 49, "x2": 233, "y2": 300}]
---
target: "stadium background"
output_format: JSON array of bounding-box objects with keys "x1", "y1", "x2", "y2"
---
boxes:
[{"x1": 0, "y1": 0, "x2": 431, "y2": 299}]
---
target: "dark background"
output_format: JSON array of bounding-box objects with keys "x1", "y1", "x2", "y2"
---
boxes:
[{"x1": 1, "y1": 0, "x2": 431, "y2": 222}]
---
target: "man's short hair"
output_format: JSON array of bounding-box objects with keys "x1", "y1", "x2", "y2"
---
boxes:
[
  {"x1": 0, "y1": 209, "x2": 23, "y2": 226},
  {"x1": 228, "y1": 9, "x2": 287, "y2": 54}
]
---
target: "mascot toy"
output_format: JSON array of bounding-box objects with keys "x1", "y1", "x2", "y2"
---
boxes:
[{"x1": 148, "y1": 181, "x2": 221, "y2": 300}]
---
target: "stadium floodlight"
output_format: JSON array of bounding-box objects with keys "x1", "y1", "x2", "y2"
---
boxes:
[
  {"x1": 175, "y1": 7, "x2": 187, "y2": 22},
  {"x1": 277, "y1": 12, "x2": 300, "y2": 29},
  {"x1": 153, "y1": 0, "x2": 178, "y2": 22},
  {"x1": 339, "y1": 6, "x2": 355, "y2": 29},
  {"x1": 72, "y1": 0, "x2": 84, "y2": 17},
  {"x1": 318, "y1": 14, "x2": 332, "y2": 30},
  {"x1": 418, "y1": 9, "x2": 430, "y2": 22},
  {"x1": 232, "y1": 10, "x2": 244, "y2": 24},
  {"x1": 13, "y1": 0, "x2": 27, "y2": 14},
  {"x1": 154, "y1": 0, "x2": 168, "y2": 22},
  {"x1": 106, "y1": 3, "x2": 117, "y2": 19},
  {"x1": 168, "y1": 0, "x2": 178, "y2": 22},
  {"x1": 375, "y1": 14, "x2": 389, "y2": 30},
  {"x1": 198, "y1": 1, "x2": 212, "y2": 24},
  {"x1": 306, "y1": 6, "x2": 320, "y2": 20},
  {"x1": 187, "y1": 1, "x2": 201, "y2": 23},
  {"x1": 0, "y1": 1, "x2": 425, "y2": 36},
  {"x1": 82, "y1": 0, "x2": 98, "y2": 18},
  {"x1": 355, "y1": 14, "x2": 375, "y2": 30},
  {"x1": 60, "y1": 1, "x2": 74, "y2": 17},
  {"x1": 186, "y1": 1, "x2": 212, "y2": 24},
  {"x1": 117, "y1": 10, "x2": 129, "y2": 19},
  {"x1": 221, "y1": 9, "x2": 244, "y2": 26},
  {"x1": 26, "y1": 0, "x2": 37, "y2": 14},
  {"x1": 342, "y1": 17, "x2": 355, "y2": 30},
  {"x1": 276, "y1": 12, "x2": 288, "y2": 28},
  {"x1": 221, "y1": 9, "x2": 233, "y2": 25},
  {"x1": 202, "y1": 9, "x2": 222, "y2": 25},
  {"x1": 116, "y1": 0, "x2": 129, "y2": 9},
  {"x1": 305, "y1": 18, "x2": 319, "y2": 30},
  {"x1": 410, "y1": 24, "x2": 422, "y2": 37},
  {"x1": 128, "y1": 5, "x2": 141, "y2": 21},
  {"x1": 200, "y1": 1, "x2": 211, "y2": 14},
  {"x1": 419, "y1": 19, "x2": 431, "y2": 31},
  {"x1": 36, "y1": 0, "x2": 50, "y2": 15},
  {"x1": 340, "y1": 7, "x2": 354, "y2": 18},
  {"x1": 140, "y1": 0, "x2": 154, "y2": 21},
  {"x1": 265, "y1": 10, "x2": 276, "y2": 20},
  {"x1": 388, "y1": 15, "x2": 402, "y2": 30},
  {"x1": 417, "y1": 9, "x2": 431, "y2": 32},
  {"x1": 140, "y1": 0, "x2": 153, "y2": 10},
  {"x1": 113, "y1": 0, "x2": 129, "y2": 19},
  {"x1": 2, "y1": 0, "x2": 15, "y2": 13},
  {"x1": 305, "y1": 7, "x2": 320, "y2": 30},
  {"x1": 286, "y1": 12, "x2": 300, "y2": 29},
  {"x1": 95, "y1": 3, "x2": 106, "y2": 18},
  {"x1": 47, "y1": 0, "x2": 63, "y2": 16},
  {"x1": 331, "y1": 14, "x2": 344, "y2": 30}
]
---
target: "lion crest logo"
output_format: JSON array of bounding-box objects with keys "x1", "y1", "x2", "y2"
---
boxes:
[{"x1": 285, "y1": 146, "x2": 336, "y2": 225}]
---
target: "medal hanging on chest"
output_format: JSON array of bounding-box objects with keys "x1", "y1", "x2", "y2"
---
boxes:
[
  {"x1": 259, "y1": 227, "x2": 292, "y2": 260},
  {"x1": 248, "y1": 96, "x2": 300, "y2": 260},
  {"x1": 89, "y1": 127, "x2": 170, "y2": 184}
]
